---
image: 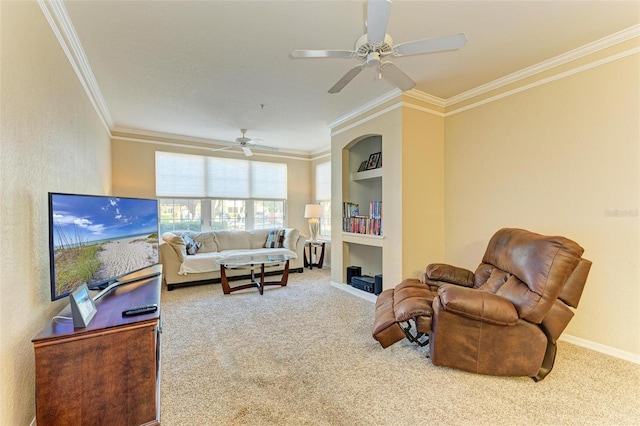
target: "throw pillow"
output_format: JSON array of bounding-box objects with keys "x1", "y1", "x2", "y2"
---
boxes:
[
  {"x1": 264, "y1": 229, "x2": 286, "y2": 248},
  {"x1": 182, "y1": 233, "x2": 202, "y2": 255}
]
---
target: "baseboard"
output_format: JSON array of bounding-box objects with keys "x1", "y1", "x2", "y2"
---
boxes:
[
  {"x1": 559, "y1": 334, "x2": 640, "y2": 365},
  {"x1": 330, "y1": 281, "x2": 377, "y2": 303},
  {"x1": 30, "y1": 417, "x2": 36, "y2": 426}
]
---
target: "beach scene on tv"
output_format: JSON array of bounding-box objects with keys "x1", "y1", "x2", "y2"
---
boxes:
[{"x1": 51, "y1": 195, "x2": 159, "y2": 298}]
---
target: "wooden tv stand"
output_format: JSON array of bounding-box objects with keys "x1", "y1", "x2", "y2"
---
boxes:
[{"x1": 32, "y1": 272, "x2": 162, "y2": 426}]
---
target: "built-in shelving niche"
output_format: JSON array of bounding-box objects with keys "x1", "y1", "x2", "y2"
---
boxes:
[{"x1": 342, "y1": 134, "x2": 383, "y2": 290}]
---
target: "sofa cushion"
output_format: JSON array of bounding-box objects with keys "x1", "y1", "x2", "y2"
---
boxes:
[
  {"x1": 180, "y1": 251, "x2": 226, "y2": 274},
  {"x1": 184, "y1": 231, "x2": 218, "y2": 253},
  {"x1": 179, "y1": 248, "x2": 297, "y2": 275},
  {"x1": 162, "y1": 232, "x2": 186, "y2": 262},
  {"x1": 282, "y1": 228, "x2": 300, "y2": 251},
  {"x1": 265, "y1": 229, "x2": 286, "y2": 248},
  {"x1": 183, "y1": 233, "x2": 202, "y2": 255},
  {"x1": 248, "y1": 229, "x2": 270, "y2": 249},
  {"x1": 214, "y1": 230, "x2": 251, "y2": 251}
]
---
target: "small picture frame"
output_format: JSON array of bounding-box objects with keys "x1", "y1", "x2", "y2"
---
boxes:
[
  {"x1": 357, "y1": 161, "x2": 368, "y2": 172},
  {"x1": 366, "y1": 152, "x2": 381, "y2": 170},
  {"x1": 69, "y1": 283, "x2": 97, "y2": 328}
]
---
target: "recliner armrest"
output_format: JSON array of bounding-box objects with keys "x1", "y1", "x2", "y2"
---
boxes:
[
  {"x1": 423, "y1": 263, "x2": 474, "y2": 287},
  {"x1": 436, "y1": 285, "x2": 519, "y2": 326}
]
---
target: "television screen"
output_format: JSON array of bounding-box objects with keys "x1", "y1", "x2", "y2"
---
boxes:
[{"x1": 48, "y1": 192, "x2": 159, "y2": 301}]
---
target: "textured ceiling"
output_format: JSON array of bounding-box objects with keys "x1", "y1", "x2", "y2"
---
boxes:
[{"x1": 61, "y1": 0, "x2": 640, "y2": 155}]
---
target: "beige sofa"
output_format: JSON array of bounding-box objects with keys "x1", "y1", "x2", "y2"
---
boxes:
[{"x1": 159, "y1": 228, "x2": 305, "y2": 290}]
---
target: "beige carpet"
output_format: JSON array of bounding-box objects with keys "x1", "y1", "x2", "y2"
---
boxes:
[{"x1": 160, "y1": 268, "x2": 640, "y2": 425}]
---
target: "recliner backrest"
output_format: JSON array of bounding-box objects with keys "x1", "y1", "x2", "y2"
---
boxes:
[{"x1": 473, "y1": 228, "x2": 585, "y2": 323}]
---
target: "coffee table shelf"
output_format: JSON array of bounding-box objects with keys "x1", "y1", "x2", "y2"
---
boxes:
[{"x1": 216, "y1": 254, "x2": 292, "y2": 295}]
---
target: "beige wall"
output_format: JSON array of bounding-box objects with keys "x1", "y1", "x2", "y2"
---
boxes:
[
  {"x1": 111, "y1": 138, "x2": 312, "y2": 235},
  {"x1": 444, "y1": 51, "x2": 640, "y2": 356},
  {"x1": 0, "y1": 2, "x2": 112, "y2": 424},
  {"x1": 401, "y1": 102, "x2": 445, "y2": 278}
]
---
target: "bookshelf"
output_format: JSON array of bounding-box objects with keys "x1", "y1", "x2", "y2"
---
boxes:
[
  {"x1": 342, "y1": 232, "x2": 383, "y2": 247},
  {"x1": 340, "y1": 135, "x2": 383, "y2": 282},
  {"x1": 330, "y1": 94, "x2": 446, "y2": 294},
  {"x1": 351, "y1": 168, "x2": 382, "y2": 181}
]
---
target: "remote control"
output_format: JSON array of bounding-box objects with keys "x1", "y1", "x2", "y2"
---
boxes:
[{"x1": 122, "y1": 304, "x2": 158, "y2": 317}]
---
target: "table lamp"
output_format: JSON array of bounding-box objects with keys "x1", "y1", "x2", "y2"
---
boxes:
[{"x1": 304, "y1": 204, "x2": 324, "y2": 242}]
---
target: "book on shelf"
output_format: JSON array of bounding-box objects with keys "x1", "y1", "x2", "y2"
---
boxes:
[
  {"x1": 369, "y1": 201, "x2": 382, "y2": 219},
  {"x1": 342, "y1": 202, "x2": 359, "y2": 217}
]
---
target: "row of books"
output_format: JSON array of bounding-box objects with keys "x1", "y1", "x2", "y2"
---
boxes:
[
  {"x1": 342, "y1": 201, "x2": 383, "y2": 218},
  {"x1": 342, "y1": 201, "x2": 383, "y2": 235},
  {"x1": 342, "y1": 216, "x2": 382, "y2": 235}
]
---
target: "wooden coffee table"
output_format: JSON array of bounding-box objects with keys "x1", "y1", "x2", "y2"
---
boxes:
[{"x1": 216, "y1": 254, "x2": 292, "y2": 295}]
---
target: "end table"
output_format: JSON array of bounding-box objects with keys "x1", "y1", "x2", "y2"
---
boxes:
[{"x1": 304, "y1": 241, "x2": 325, "y2": 270}]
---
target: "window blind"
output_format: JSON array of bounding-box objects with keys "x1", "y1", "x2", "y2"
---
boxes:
[
  {"x1": 251, "y1": 161, "x2": 287, "y2": 199},
  {"x1": 156, "y1": 151, "x2": 287, "y2": 199},
  {"x1": 316, "y1": 161, "x2": 331, "y2": 201},
  {"x1": 155, "y1": 152, "x2": 206, "y2": 197}
]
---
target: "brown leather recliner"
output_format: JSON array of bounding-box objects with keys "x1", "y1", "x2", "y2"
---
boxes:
[{"x1": 372, "y1": 228, "x2": 591, "y2": 381}]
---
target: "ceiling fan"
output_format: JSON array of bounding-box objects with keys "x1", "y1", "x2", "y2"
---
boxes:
[
  {"x1": 210, "y1": 129, "x2": 279, "y2": 157},
  {"x1": 291, "y1": 0, "x2": 467, "y2": 94}
]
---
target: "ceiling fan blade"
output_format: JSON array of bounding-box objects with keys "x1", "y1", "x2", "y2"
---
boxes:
[
  {"x1": 209, "y1": 146, "x2": 235, "y2": 154},
  {"x1": 291, "y1": 50, "x2": 356, "y2": 58},
  {"x1": 380, "y1": 62, "x2": 415, "y2": 91},
  {"x1": 250, "y1": 144, "x2": 279, "y2": 152},
  {"x1": 328, "y1": 65, "x2": 364, "y2": 94},
  {"x1": 393, "y1": 33, "x2": 468, "y2": 57},
  {"x1": 242, "y1": 146, "x2": 253, "y2": 157},
  {"x1": 367, "y1": 0, "x2": 392, "y2": 45}
]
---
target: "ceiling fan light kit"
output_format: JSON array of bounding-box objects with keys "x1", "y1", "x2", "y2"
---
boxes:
[{"x1": 291, "y1": 0, "x2": 467, "y2": 94}]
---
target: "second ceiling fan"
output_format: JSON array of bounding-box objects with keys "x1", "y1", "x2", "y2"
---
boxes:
[
  {"x1": 210, "y1": 129, "x2": 279, "y2": 157},
  {"x1": 291, "y1": 0, "x2": 467, "y2": 93}
]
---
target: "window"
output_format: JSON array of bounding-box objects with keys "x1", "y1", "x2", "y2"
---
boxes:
[
  {"x1": 316, "y1": 161, "x2": 331, "y2": 237},
  {"x1": 156, "y1": 152, "x2": 287, "y2": 233},
  {"x1": 158, "y1": 198, "x2": 286, "y2": 233},
  {"x1": 158, "y1": 199, "x2": 202, "y2": 234},
  {"x1": 211, "y1": 199, "x2": 246, "y2": 231},
  {"x1": 253, "y1": 200, "x2": 285, "y2": 229}
]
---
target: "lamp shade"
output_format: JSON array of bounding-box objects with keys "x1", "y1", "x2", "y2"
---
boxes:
[{"x1": 304, "y1": 204, "x2": 324, "y2": 218}]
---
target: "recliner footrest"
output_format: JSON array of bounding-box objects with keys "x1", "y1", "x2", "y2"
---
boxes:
[{"x1": 372, "y1": 279, "x2": 435, "y2": 348}]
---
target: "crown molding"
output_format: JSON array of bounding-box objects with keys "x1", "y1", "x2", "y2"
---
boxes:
[
  {"x1": 446, "y1": 46, "x2": 640, "y2": 117},
  {"x1": 114, "y1": 134, "x2": 312, "y2": 161},
  {"x1": 38, "y1": 0, "x2": 113, "y2": 131},
  {"x1": 310, "y1": 152, "x2": 331, "y2": 162},
  {"x1": 113, "y1": 126, "x2": 231, "y2": 147},
  {"x1": 330, "y1": 102, "x2": 402, "y2": 137},
  {"x1": 402, "y1": 102, "x2": 445, "y2": 118},
  {"x1": 328, "y1": 89, "x2": 401, "y2": 129},
  {"x1": 329, "y1": 24, "x2": 639, "y2": 126},
  {"x1": 447, "y1": 24, "x2": 640, "y2": 107},
  {"x1": 404, "y1": 90, "x2": 447, "y2": 108},
  {"x1": 112, "y1": 127, "x2": 311, "y2": 160}
]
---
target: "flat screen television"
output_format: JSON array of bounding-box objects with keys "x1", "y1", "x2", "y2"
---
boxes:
[{"x1": 48, "y1": 192, "x2": 159, "y2": 301}]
